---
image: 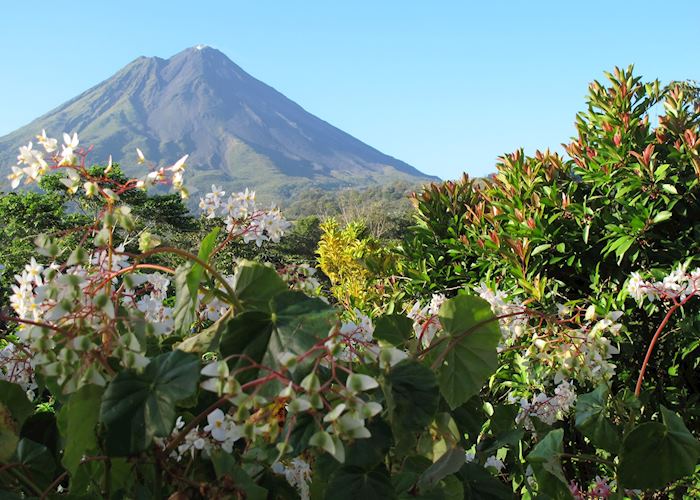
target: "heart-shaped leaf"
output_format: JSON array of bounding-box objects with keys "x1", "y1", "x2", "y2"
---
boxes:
[
  {"x1": 434, "y1": 295, "x2": 501, "y2": 409},
  {"x1": 100, "y1": 350, "x2": 199, "y2": 455},
  {"x1": 619, "y1": 406, "x2": 700, "y2": 489},
  {"x1": 575, "y1": 385, "x2": 619, "y2": 453}
]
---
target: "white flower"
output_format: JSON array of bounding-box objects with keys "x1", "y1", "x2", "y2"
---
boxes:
[
  {"x1": 60, "y1": 169, "x2": 81, "y2": 194},
  {"x1": 36, "y1": 130, "x2": 57, "y2": 152},
  {"x1": 428, "y1": 293, "x2": 446, "y2": 315},
  {"x1": 474, "y1": 283, "x2": 527, "y2": 345},
  {"x1": 63, "y1": 132, "x2": 79, "y2": 149},
  {"x1": 407, "y1": 295, "x2": 445, "y2": 347},
  {"x1": 58, "y1": 133, "x2": 79, "y2": 166},
  {"x1": 17, "y1": 142, "x2": 35, "y2": 165},
  {"x1": 210, "y1": 184, "x2": 225, "y2": 200},
  {"x1": 8, "y1": 166, "x2": 24, "y2": 189},
  {"x1": 169, "y1": 154, "x2": 188, "y2": 172},
  {"x1": 484, "y1": 455, "x2": 505, "y2": 472},
  {"x1": 204, "y1": 409, "x2": 227, "y2": 441},
  {"x1": 517, "y1": 381, "x2": 577, "y2": 429},
  {"x1": 25, "y1": 258, "x2": 44, "y2": 286},
  {"x1": 277, "y1": 457, "x2": 312, "y2": 500},
  {"x1": 59, "y1": 146, "x2": 76, "y2": 166},
  {"x1": 136, "y1": 148, "x2": 145, "y2": 163}
]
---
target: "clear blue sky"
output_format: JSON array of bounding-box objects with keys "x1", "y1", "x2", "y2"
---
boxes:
[{"x1": 1, "y1": 1, "x2": 698, "y2": 180}]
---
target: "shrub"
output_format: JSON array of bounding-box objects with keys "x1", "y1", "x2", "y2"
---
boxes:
[{"x1": 400, "y1": 67, "x2": 700, "y2": 496}]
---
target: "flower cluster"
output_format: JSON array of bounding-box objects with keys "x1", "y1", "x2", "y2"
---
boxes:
[
  {"x1": 279, "y1": 263, "x2": 322, "y2": 296},
  {"x1": 474, "y1": 283, "x2": 528, "y2": 347},
  {"x1": 9, "y1": 258, "x2": 48, "y2": 321},
  {"x1": 7, "y1": 247, "x2": 169, "y2": 388},
  {"x1": 515, "y1": 380, "x2": 577, "y2": 430},
  {"x1": 465, "y1": 449, "x2": 506, "y2": 473},
  {"x1": 134, "y1": 151, "x2": 190, "y2": 199},
  {"x1": 525, "y1": 310, "x2": 622, "y2": 386},
  {"x1": 166, "y1": 411, "x2": 244, "y2": 461},
  {"x1": 0, "y1": 342, "x2": 37, "y2": 399},
  {"x1": 3, "y1": 132, "x2": 206, "y2": 392},
  {"x1": 199, "y1": 186, "x2": 290, "y2": 246},
  {"x1": 627, "y1": 264, "x2": 700, "y2": 303},
  {"x1": 406, "y1": 293, "x2": 446, "y2": 347},
  {"x1": 7, "y1": 131, "x2": 190, "y2": 199},
  {"x1": 272, "y1": 457, "x2": 312, "y2": 500},
  {"x1": 7, "y1": 130, "x2": 57, "y2": 188},
  {"x1": 569, "y1": 476, "x2": 613, "y2": 499},
  {"x1": 329, "y1": 309, "x2": 375, "y2": 362},
  {"x1": 126, "y1": 272, "x2": 175, "y2": 336},
  {"x1": 197, "y1": 347, "x2": 384, "y2": 466}
]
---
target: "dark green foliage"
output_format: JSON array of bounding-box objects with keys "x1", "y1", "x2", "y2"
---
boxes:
[
  {"x1": 385, "y1": 360, "x2": 440, "y2": 435},
  {"x1": 0, "y1": 191, "x2": 87, "y2": 329},
  {"x1": 99, "y1": 351, "x2": 200, "y2": 455},
  {"x1": 618, "y1": 406, "x2": 700, "y2": 489}
]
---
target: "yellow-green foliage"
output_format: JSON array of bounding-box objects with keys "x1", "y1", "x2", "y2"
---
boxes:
[{"x1": 317, "y1": 218, "x2": 375, "y2": 308}]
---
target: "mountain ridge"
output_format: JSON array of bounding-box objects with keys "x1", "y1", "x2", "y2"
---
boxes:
[{"x1": 0, "y1": 46, "x2": 438, "y2": 202}]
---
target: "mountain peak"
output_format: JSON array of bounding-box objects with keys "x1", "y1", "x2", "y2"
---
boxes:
[
  {"x1": 0, "y1": 47, "x2": 438, "y2": 201},
  {"x1": 175, "y1": 45, "x2": 229, "y2": 61}
]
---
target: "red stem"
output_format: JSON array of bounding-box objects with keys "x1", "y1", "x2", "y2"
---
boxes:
[
  {"x1": 635, "y1": 292, "x2": 695, "y2": 397},
  {"x1": 0, "y1": 314, "x2": 63, "y2": 334}
]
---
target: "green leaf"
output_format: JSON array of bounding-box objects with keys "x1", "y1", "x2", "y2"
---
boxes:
[
  {"x1": 219, "y1": 291, "x2": 336, "y2": 388},
  {"x1": 451, "y1": 397, "x2": 488, "y2": 445},
  {"x1": 173, "y1": 229, "x2": 221, "y2": 336},
  {"x1": 13, "y1": 438, "x2": 56, "y2": 488},
  {"x1": 583, "y1": 224, "x2": 591, "y2": 244},
  {"x1": 531, "y1": 244, "x2": 551, "y2": 257},
  {"x1": 393, "y1": 455, "x2": 432, "y2": 493},
  {"x1": 434, "y1": 295, "x2": 501, "y2": 409},
  {"x1": 231, "y1": 260, "x2": 287, "y2": 312},
  {"x1": 173, "y1": 262, "x2": 197, "y2": 336},
  {"x1": 268, "y1": 291, "x2": 337, "y2": 360},
  {"x1": 374, "y1": 314, "x2": 413, "y2": 346},
  {"x1": 57, "y1": 385, "x2": 104, "y2": 474},
  {"x1": 652, "y1": 210, "x2": 672, "y2": 224},
  {"x1": 345, "y1": 418, "x2": 393, "y2": 469},
  {"x1": 327, "y1": 465, "x2": 395, "y2": 499},
  {"x1": 574, "y1": 385, "x2": 619, "y2": 453},
  {"x1": 418, "y1": 447, "x2": 466, "y2": 491},
  {"x1": 100, "y1": 350, "x2": 200, "y2": 455},
  {"x1": 458, "y1": 462, "x2": 513, "y2": 500},
  {"x1": 0, "y1": 380, "x2": 34, "y2": 426},
  {"x1": 526, "y1": 429, "x2": 570, "y2": 498},
  {"x1": 438, "y1": 475, "x2": 465, "y2": 500},
  {"x1": 661, "y1": 183, "x2": 678, "y2": 194},
  {"x1": 0, "y1": 403, "x2": 19, "y2": 462},
  {"x1": 211, "y1": 449, "x2": 267, "y2": 499},
  {"x1": 386, "y1": 360, "x2": 440, "y2": 435},
  {"x1": 176, "y1": 310, "x2": 229, "y2": 353},
  {"x1": 220, "y1": 311, "x2": 274, "y2": 384},
  {"x1": 191, "y1": 227, "x2": 220, "y2": 287},
  {"x1": 618, "y1": 406, "x2": 700, "y2": 489}
]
